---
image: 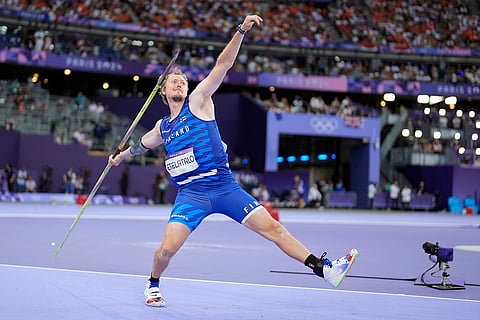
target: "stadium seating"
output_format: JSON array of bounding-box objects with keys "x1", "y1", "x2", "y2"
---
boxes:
[
  {"x1": 373, "y1": 192, "x2": 389, "y2": 209},
  {"x1": 448, "y1": 197, "x2": 463, "y2": 214},
  {"x1": 409, "y1": 194, "x2": 435, "y2": 211},
  {"x1": 464, "y1": 196, "x2": 478, "y2": 215},
  {"x1": 328, "y1": 191, "x2": 357, "y2": 209}
]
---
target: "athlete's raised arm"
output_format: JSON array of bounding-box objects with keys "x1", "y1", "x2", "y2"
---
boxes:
[{"x1": 190, "y1": 15, "x2": 262, "y2": 118}]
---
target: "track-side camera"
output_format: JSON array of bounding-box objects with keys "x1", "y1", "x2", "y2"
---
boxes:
[
  {"x1": 422, "y1": 241, "x2": 453, "y2": 263},
  {"x1": 417, "y1": 241, "x2": 464, "y2": 290}
]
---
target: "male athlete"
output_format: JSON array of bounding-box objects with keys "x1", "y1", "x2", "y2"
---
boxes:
[{"x1": 109, "y1": 14, "x2": 358, "y2": 307}]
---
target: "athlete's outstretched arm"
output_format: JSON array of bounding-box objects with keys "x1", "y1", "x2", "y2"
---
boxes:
[{"x1": 192, "y1": 15, "x2": 263, "y2": 99}]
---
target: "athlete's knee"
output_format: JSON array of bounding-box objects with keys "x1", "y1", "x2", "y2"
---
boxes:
[
  {"x1": 263, "y1": 219, "x2": 289, "y2": 241},
  {"x1": 273, "y1": 221, "x2": 290, "y2": 238},
  {"x1": 155, "y1": 243, "x2": 178, "y2": 261}
]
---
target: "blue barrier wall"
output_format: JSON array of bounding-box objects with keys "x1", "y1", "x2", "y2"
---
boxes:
[
  {"x1": 2, "y1": 128, "x2": 478, "y2": 210},
  {"x1": 98, "y1": 93, "x2": 267, "y2": 172}
]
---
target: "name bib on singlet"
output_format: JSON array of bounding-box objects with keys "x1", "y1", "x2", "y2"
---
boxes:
[{"x1": 165, "y1": 147, "x2": 199, "y2": 177}]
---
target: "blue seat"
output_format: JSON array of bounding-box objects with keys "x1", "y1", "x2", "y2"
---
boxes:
[
  {"x1": 464, "y1": 197, "x2": 478, "y2": 215},
  {"x1": 448, "y1": 196, "x2": 462, "y2": 214}
]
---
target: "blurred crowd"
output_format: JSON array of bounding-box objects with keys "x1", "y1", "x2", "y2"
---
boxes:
[
  {"x1": 2, "y1": 0, "x2": 478, "y2": 49},
  {"x1": 0, "y1": 78, "x2": 129, "y2": 153},
  {"x1": 0, "y1": 0, "x2": 479, "y2": 84},
  {"x1": 1, "y1": 0, "x2": 480, "y2": 199}
]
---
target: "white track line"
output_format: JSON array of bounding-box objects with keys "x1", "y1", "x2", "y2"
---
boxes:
[
  {"x1": 1, "y1": 213, "x2": 479, "y2": 228},
  {"x1": 1, "y1": 263, "x2": 478, "y2": 303}
]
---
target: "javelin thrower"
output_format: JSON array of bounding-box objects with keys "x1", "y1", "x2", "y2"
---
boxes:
[{"x1": 108, "y1": 14, "x2": 358, "y2": 307}]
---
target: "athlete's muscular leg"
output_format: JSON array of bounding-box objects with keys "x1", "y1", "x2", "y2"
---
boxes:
[
  {"x1": 151, "y1": 222, "x2": 191, "y2": 278},
  {"x1": 244, "y1": 208, "x2": 311, "y2": 263}
]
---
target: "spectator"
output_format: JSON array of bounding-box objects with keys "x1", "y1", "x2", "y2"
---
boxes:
[
  {"x1": 401, "y1": 184, "x2": 412, "y2": 210},
  {"x1": 92, "y1": 120, "x2": 111, "y2": 150},
  {"x1": 16, "y1": 167, "x2": 28, "y2": 193},
  {"x1": 63, "y1": 167, "x2": 77, "y2": 194},
  {"x1": 39, "y1": 165, "x2": 53, "y2": 193},
  {"x1": 310, "y1": 96, "x2": 325, "y2": 114},
  {"x1": 155, "y1": 171, "x2": 169, "y2": 204},
  {"x1": 120, "y1": 166, "x2": 129, "y2": 196},
  {"x1": 452, "y1": 115, "x2": 462, "y2": 129},
  {"x1": 25, "y1": 175, "x2": 37, "y2": 193},
  {"x1": 432, "y1": 139, "x2": 443, "y2": 154},
  {"x1": 4, "y1": 163, "x2": 15, "y2": 193},
  {"x1": 416, "y1": 181, "x2": 427, "y2": 195},
  {"x1": 286, "y1": 189, "x2": 303, "y2": 208},
  {"x1": 33, "y1": 29, "x2": 45, "y2": 51},
  {"x1": 4, "y1": 117, "x2": 15, "y2": 130},
  {"x1": 291, "y1": 95, "x2": 304, "y2": 113},
  {"x1": 307, "y1": 182, "x2": 322, "y2": 208},
  {"x1": 320, "y1": 179, "x2": 333, "y2": 207},
  {"x1": 251, "y1": 183, "x2": 271, "y2": 202},
  {"x1": 72, "y1": 127, "x2": 93, "y2": 148},
  {"x1": 55, "y1": 132, "x2": 67, "y2": 145},
  {"x1": 368, "y1": 182, "x2": 377, "y2": 209},
  {"x1": 335, "y1": 178, "x2": 345, "y2": 192},
  {"x1": 293, "y1": 175, "x2": 306, "y2": 208},
  {"x1": 0, "y1": 168, "x2": 8, "y2": 194},
  {"x1": 74, "y1": 91, "x2": 87, "y2": 109},
  {"x1": 389, "y1": 181, "x2": 400, "y2": 210},
  {"x1": 75, "y1": 175, "x2": 84, "y2": 194}
]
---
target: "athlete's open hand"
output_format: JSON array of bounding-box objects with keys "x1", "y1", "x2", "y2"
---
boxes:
[{"x1": 239, "y1": 15, "x2": 263, "y2": 33}]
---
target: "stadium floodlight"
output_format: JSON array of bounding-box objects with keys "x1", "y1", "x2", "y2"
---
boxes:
[
  {"x1": 438, "y1": 108, "x2": 446, "y2": 116},
  {"x1": 429, "y1": 96, "x2": 444, "y2": 105},
  {"x1": 317, "y1": 154, "x2": 328, "y2": 161},
  {"x1": 423, "y1": 107, "x2": 431, "y2": 115},
  {"x1": 401, "y1": 128, "x2": 410, "y2": 137},
  {"x1": 433, "y1": 131, "x2": 441, "y2": 139},
  {"x1": 383, "y1": 92, "x2": 395, "y2": 102},
  {"x1": 299, "y1": 155, "x2": 310, "y2": 162},
  {"x1": 414, "y1": 130, "x2": 423, "y2": 139},
  {"x1": 458, "y1": 146, "x2": 466, "y2": 155},
  {"x1": 472, "y1": 133, "x2": 479, "y2": 141},
  {"x1": 417, "y1": 94, "x2": 429, "y2": 104},
  {"x1": 445, "y1": 96, "x2": 457, "y2": 105},
  {"x1": 286, "y1": 156, "x2": 296, "y2": 163},
  {"x1": 456, "y1": 109, "x2": 463, "y2": 118}
]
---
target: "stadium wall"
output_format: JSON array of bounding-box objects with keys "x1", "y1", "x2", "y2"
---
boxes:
[
  {"x1": 2, "y1": 129, "x2": 479, "y2": 211},
  {"x1": 98, "y1": 93, "x2": 267, "y2": 173}
]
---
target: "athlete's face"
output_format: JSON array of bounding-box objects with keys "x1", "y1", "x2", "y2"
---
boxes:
[{"x1": 164, "y1": 75, "x2": 188, "y2": 103}]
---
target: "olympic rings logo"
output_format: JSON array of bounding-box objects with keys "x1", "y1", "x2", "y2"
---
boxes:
[{"x1": 310, "y1": 117, "x2": 339, "y2": 134}]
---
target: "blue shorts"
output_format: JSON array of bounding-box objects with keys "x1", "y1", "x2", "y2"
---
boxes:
[{"x1": 169, "y1": 180, "x2": 263, "y2": 231}]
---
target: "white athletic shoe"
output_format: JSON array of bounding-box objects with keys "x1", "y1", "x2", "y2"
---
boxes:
[
  {"x1": 323, "y1": 248, "x2": 358, "y2": 288},
  {"x1": 144, "y1": 281, "x2": 166, "y2": 307}
]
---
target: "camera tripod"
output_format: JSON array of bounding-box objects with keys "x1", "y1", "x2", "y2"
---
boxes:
[{"x1": 416, "y1": 260, "x2": 465, "y2": 290}]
